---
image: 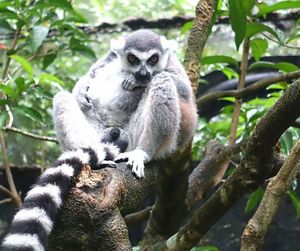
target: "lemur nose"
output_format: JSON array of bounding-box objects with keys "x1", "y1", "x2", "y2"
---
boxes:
[
  {"x1": 110, "y1": 128, "x2": 120, "y2": 140},
  {"x1": 135, "y1": 69, "x2": 151, "y2": 82}
]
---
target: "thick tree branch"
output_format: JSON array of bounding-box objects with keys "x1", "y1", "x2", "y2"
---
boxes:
[
  {"x1": 240, "y1": 140, "x2": 300, "y2": 251},
  {"x1": 151, "y1": 78, "x2": 300, "y2": 251},
  {"x1": 48, "y1": 163, "x2": 158, "y2": 250},
  {"x1": 197, "y1": 70, "x2": 300, "y2": 107},
  {"x1": 186, "y1": 140, "x2": 244, "y2": 208}
]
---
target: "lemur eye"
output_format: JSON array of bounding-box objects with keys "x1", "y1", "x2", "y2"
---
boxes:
[
  {"x1": 127, "y1": 53, "x2": 139, "y2": 65},
  {"x1": 148, "y1": 54, "x2": 159, "y2": 65}
]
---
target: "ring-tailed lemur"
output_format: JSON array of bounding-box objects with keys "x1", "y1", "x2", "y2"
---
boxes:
[
  {"x1": 0, "y1": 129, "x2": 126, "y2": 251},
  {"x1": 57, "y1": 29, "x2": 198, "y2": 178}
]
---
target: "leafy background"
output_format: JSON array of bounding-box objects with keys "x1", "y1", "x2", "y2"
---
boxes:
[{"x1": 0, "y1": 0, "x2": 300, "y2": 249}]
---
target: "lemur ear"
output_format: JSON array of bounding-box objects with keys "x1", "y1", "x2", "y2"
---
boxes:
[
  {"x1": 110, "y1": 38, "x2": 125, "y2": 53},
  {"x1": 160, "y1": 36, "x2": 177, "y2": 52}
]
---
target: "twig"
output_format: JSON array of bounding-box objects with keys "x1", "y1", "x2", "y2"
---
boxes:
[
  {"x1": 229, "y1": 38, "x2": 250, "y2": 145},
  {"x1": 0, "y1": 184, "x2": 13, "y2": 197},
  {"x1": 4, "y1": 126, "x2": 58, "y2": 143},
  {"x1": 1, "y1": 27, "x2": 21, "y2": 81},
  {"x1": 241, "y1": 140, "x2": 300, "y2": 251},
  {"x1": 262, "y1": 32, "x2": 300, "y2": 49},
  {"x1": 0, "y1": 198, "x2": 12, "y2": 205},
  {"x1": 0, "y1": 132, "x2": 21, "y2": 207},
  {"x1": 197, "y1": 70, "x2": 300, "y2": 106}
]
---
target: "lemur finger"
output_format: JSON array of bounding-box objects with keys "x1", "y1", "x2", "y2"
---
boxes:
[{"x1": 97, "y1": 160, "x2": 118, "y2": 169}]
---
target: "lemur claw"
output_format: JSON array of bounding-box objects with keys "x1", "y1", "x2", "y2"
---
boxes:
[{"x1": 115, "y1": 150, "x2": 149, "y2": 178}]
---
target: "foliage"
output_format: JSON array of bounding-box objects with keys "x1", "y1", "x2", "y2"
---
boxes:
[{"x1": 1, "y1": 0, "x2": 300, "y2": 249}]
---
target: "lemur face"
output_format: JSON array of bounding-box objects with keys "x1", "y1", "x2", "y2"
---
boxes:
[
  {"x1": 110, "y1": 29, "x2": 175, "y2": 85},
  {"x1": 100, "y1": 127, "x2": 128, "y2": 153},
  {"x1": 124, "y1": 48, "x2": 163, "y2": 84}
]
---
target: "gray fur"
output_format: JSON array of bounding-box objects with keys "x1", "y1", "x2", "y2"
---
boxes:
[{"x1": 53, "y1": 29, "x2": 198, "y2": 178}]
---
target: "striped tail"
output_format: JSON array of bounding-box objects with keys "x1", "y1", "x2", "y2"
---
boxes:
[{"x1": 1, "y1": 144, "x2": 119, "y2": 251}]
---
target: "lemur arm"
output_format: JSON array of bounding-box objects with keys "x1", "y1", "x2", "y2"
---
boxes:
[
  {"x1": 53, "y1": 91, "x2": 101, "y2": 151},
  {"x1": 115, "y1": 72, "x2": 181, "y2": 178}
]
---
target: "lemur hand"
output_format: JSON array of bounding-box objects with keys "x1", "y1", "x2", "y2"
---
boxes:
[
  {"x1": 115, "y1": 149, "x2": 149, "y2": 178},
  {"x1": 122, "y1": 74, "x2": 139, "y2": 90}
]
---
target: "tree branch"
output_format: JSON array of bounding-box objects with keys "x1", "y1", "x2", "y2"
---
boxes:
[
  {"x1": 240, "y1": 140, "x2": 300, "y2": 251},
  {"x1": 184, "y1": 0, "x2": 217, "y2": 93},
  {"x1": 197, "y1": 70, "x2": 300, "y2": 107},
  {"x1": 47, "y1": 163, "x2": 158, "y2": 250},
  {"x1": 229, "y1": 38, "x2": 250, "y2": 144},
  {"x1": 4, "y1": 126, "x2": 58, "y2": 143},
  {"x1": 186, "y1": 140, "x2": 244, "y2": 209},
  {"x1": 124, "y1": 206, "x2": 153, "y2": 226}
]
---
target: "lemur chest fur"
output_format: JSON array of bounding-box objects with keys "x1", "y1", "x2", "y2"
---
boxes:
[{"x1": 85, "y1": 63, "x2": 145, "y2": 127}]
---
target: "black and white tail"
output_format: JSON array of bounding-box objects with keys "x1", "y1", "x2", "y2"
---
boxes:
[{"x1": 1, "y1": 144, "x2": 119, "y2": 251}]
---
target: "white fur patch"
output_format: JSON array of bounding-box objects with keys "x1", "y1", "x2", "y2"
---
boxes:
[
  {"x1": 58, "y1": 149, "x2": 90, "y2": 164},
  {"x1": 43, "y1": 164, "x2": 74, "y2": 178},
  {"x1": 25, "y1": 184, "x2": 62, "y2": 208},
  {"x1": 13, "y1": 208, "x2": 53, "y2": 234},
  {"x1": 2, "y1": 233, "x2": 44, "y2": 251}
]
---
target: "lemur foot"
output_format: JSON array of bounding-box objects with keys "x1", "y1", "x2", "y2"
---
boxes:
[
  {"x1": 122, "y1": 74, "x2": 138, "y2": 90},
  {"x1": 115, "y1": 149, "x2": 149, "y2": 178}
]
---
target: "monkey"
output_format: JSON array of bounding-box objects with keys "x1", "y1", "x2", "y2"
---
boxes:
[{"x1": 67, "y1": 29, "x2": 198, "y2": 178}]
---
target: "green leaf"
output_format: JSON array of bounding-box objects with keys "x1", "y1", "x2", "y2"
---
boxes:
[
  {"x1": 0, "y1": 83, "x2": 17, "y2": 98},
  {"x1": 70, "y1": 37, "x2": 96, "y2": 60},
  {"x1": 218, "y1": 97, "x2": 235, "y2": 103},
  {"x1": 287, "y1": 190, "x2": 300, "y2": 218},
  {"x1": 240, "y1": 0, "x2": 256, "y2": 16},
  {"x1": 180, "y1": 21, "x2": 193, "y2": 34},
  {"x1": 246, "y1": 22, "x2": 280, "y2": 42},
  {"x1": 0, "y1": 19, "x2": 13, "y2": 34},
  {"x1": 46, "y1": 0, "x2": 73, "y2": 11},
  {"x1": 67, "y1": 9, "x2": 88, "y2": 23},
  {"x1": 245, "y1": 187, "x2": 264, "y2": 213},
  {"x1": 0, "y1": 99, "x2": 9, "y2": 106},
  {"x1": 250, "y1": 38, "x2": 268, "y2": 61},
  {"x1": 42, "y1": 53, "x2": 57, "y2": 69},
  {"x1": 14, "y1": 105, "x2": 44, "y2": 124},
  {"x1": 10, "y1": 55, "x2": 33, "y2": 79},
  {"x1": 258, "y1": 1, "x2": 300, "y2": 16},
  {"x1": 229, "y1": 0, "x2": 247, "y2": 50},
  {"x1": 30, "y1": 26, "x2": 49, "y2": 52},
  {"x1": 249, "y1": 61, "x2": 299, "y2": 73},
  {"x1": 276, "y1": 62, "x2": 299, "y2": 73},
  {"x1": 15, "y1": 77, "x2": 27, "y2": 93},
  {"x1": 191, "y1": 246, "x2": 219, "y2": 251},
  {"x1": 201, "y1": 55, "x2": 238, "y2": 66},
  {"x1": 39, "y1": 73, "x2": 64, "y2": 87}
]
